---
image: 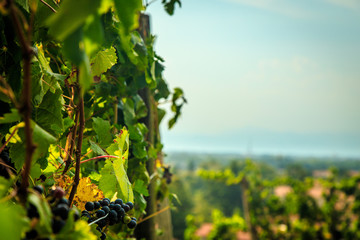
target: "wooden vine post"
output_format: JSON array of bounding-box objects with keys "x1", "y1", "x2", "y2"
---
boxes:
[
  {"x1": 134, "y1": 13, "x2": 174, "y2": 240},
  {"x1": 240, "y1": 177, "x2": 257, "y2": 240},
  {"x1": 134, "y1": 13, "x2": 157, "y2": 240}
]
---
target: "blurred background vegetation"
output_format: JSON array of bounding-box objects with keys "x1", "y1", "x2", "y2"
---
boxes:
[{"x1": 164, "y1": 153, "x2": 360, "y2": 240}]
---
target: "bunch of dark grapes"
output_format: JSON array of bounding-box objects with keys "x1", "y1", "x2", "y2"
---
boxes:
[
  {"x1": 82, "y1": 198, "x2": 137, "y2": 239},
  {"x1": 24, "y1": 186, "x2": 80, "y2": 239}
]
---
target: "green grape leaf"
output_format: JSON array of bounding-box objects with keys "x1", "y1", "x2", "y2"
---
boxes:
[
  {"x1": 157, "y1": 107, "x2": 166, "y2": 125},
  {"x1": 92, "y1": 117, "x2": 112, "y2": 148},
  {"x1": 168, "y1": 87, "x2": 186, "y2": 129},
  {"x1": 46, "y1": 0, "x2": 101, "y2": 41},
  {"x1": 128, "y1": 124, "x2": 143, "y2": 142},
  {"x1": 0, "y1": 108, "x2": 20, "y2": 123},
  {"x1": 99, "y1": 0, "x2": 113, "y2": 14},
  {"x1": 15, "y1": 0, "x2": 29, "y2": 12},
  {"x1": 134, "y1": 94, "x2": 148, "y2": 119},
  {"x1": 62, "y1": 28, "x2": 93, "y2": 93},
  {"x1": 0, "y1": 176, "x2": 13, "y2": 198},
  {"x1": 63, "y1": 117, "x2": 75, "y2": 130},
  {"x1": 79, "y1": 55, "x2": 92, "y2": 93},
  {"x1": 88, "y1": 172, "x2": 102, "y2": 182},
  {"x1": 0, "y1": 202, "x2": 28, "y2": 240},
  {"x1": 34, "y1": 89, "x2": 64, "y2": 136},
  {"x1": 30, "y1": 163, "x2": 42, "y2": 180},
  {"x1": 99, "y1": 159, "x2": 134, "y2": 203},
  {"x1": 36, "y1": 43, "x2": 53, "y2": 73},
  {"x1": 134, "y1": 191, "x2": 147, "y2": 214},
  {"x1": 162, "y1": 0, "x2": 182, "y2": 15},
  {"x1": 32, "y1": 45, "x2": 65, "y2": 107},
  {"x1": 133, "y1": 179, "x2": 149, "y2": 196},
  {"x1": 99, "y1": 129, "x2": 133, "y2": 202},
  {"x1": 122, "y1": 98, "x2": 135, "y2": 126},
  {"x1": 89, "y1": 140, "x2": 107, "y2": 156},
  {"x1": 113, "y1": 0, "x2": 144, "y2": 68},
  {"x1": 62, "y1": 28, "x2": 85, "y2": 66},
  {"x1": 133, "y1": 141, "x2": 147, "y2": 159},
  {"x1": 9, "y1": 121, "x2": 56, "y2": 171},
  {"x1": 84, "y1": 14, "x2": 105, "y2": 58},
  {"x1": 106, "y1": 128, "x2": 130, "y2": 163},
  {"x1": 114, "y1": 0, "x2": 142, "y2": 35},
  {"x1": 91, "y1": 47, "x2": 117, "y2": 76},
  {"x1": 33, "y1": 120, "x2": 57, "y2": 158},
  {"x1": 9, "y1": 141, "x2": 25, "y2": 171},
  {"x1": 36, "y1": 156, "x2": 48, "y2": 170},
  {"x1": 31, "y1": 60, "x2": 44, "y2": 106}
]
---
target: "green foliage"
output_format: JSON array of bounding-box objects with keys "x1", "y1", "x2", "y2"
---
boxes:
[
  {"x1": 161, "y1": 0, "x2": 182, "y2": 15},
  {"x1": 99, "y1": 129, "x2": 133, "y2": 202},
  {"x1": 0, "y1": 0, "x2": 184, "y2": 239},
  {"x1": 207, "y1": 209, "x2": 246, "y2": 240},
  {"x1": 0, "y1": 202, "x2": 28, "y2": 240},
  {"x1": 169, "y1": 154, "x2": 360, "y2": 240},
  {"x1": 91, "y1": 47, "x2": 117, "y2": 76},
  {"x1": 46, "y1": 0, "x2": 102, "y2": 41}
]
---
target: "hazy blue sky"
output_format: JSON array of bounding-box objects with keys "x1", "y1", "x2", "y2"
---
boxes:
[{"x1": 146, "y1": 0, "x2": 360, "y2": 157}]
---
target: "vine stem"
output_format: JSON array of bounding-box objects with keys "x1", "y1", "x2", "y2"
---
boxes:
[
  {"x1": 8, "y1": 0, "x2": 36, "y2": 200},
  {"x1": 39, "y1": 0, "x2": 57, "y2": 13},
  {"x1": 62, "y1": 109, "x2": 79, "y2": 174},
  {"x1": 137, "y1": 206, "x2": 170, "y2": 224},
  {"x1": 68, "y1": 76, "x2": 85, "y2": 206},
  {"x1": 80, "y1": 155, "x2": 119, "y2": 165},
  {"x1": 0, "y1": 126, "x2": 18, "y2": 154}
]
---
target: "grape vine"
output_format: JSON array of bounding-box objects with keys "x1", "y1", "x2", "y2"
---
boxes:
[{"x1": 0, "y1": 0, "x2": 183, "y2": 239}]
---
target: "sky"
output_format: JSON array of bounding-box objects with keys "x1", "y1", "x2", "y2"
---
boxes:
[{"x1": 146, "y1": 0, "x2": 360, "y2": 157}]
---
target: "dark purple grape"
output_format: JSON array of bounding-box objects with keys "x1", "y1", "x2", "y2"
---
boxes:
[
  {"x1": 52, "y1": 219, "x2": 65, "y2": 233},
  {"x1": 116, "y1": 207, "x2": 125, "y2": 217},
  {"x1": 102, "y1": 206, "x2": 110, "y2": 214},
  {"x1": 101, "y1": 199, "x2": 109, "y2": 206},
  {"x1": 100, "y1": 231, "x2": 107, "y2": 240},
  {"x1": 27, "y1": 204, "x2": 39, "y2": 219},
  {"x1": 85, "y1": 201, "x2": 95, "y2": 211},
  {"x1": 94, "y1": 201, "x2": 101, "y2": 209},
  {"x1": 58, "y1": 197, "x2": 69, "y2": 205},
  {"x1": 81, "y1": 210, "x2": 90, "y2": 218},
  {"x1": 127, "y1": 219, "x2": 137, "y2": 229},
  {"x1": 123, "y1": 204, "x2": 130, "y2": 212},
  {"x1": 126, "y1": 202, "x2": 134, "y2": 210},
  {"x1": 96, "y1": 209, "x2": 106, "y2": 218},
  {"x1": 113, "y1": 204, "x2": 122, "y2": 212},
  {"x1": 97, "y1": 219, "x2": 107, "y2": 228},
  {"x1": 53, "y1": 203, "x2": 69, "y2": 220},
  {"x1": 53, "y1": 187, "x2": 65, "y2": 199},
  {"x1": 115, "y1": 199, "x2": 123, "y2": 205},
  {"x1": 109, "y1": 210, "x2": 117, "y2": 221}
]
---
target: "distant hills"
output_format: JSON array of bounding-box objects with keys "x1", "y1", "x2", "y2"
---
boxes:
[{"x1": 161, "y1": 128, "x2": 360, "y2": 158}]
